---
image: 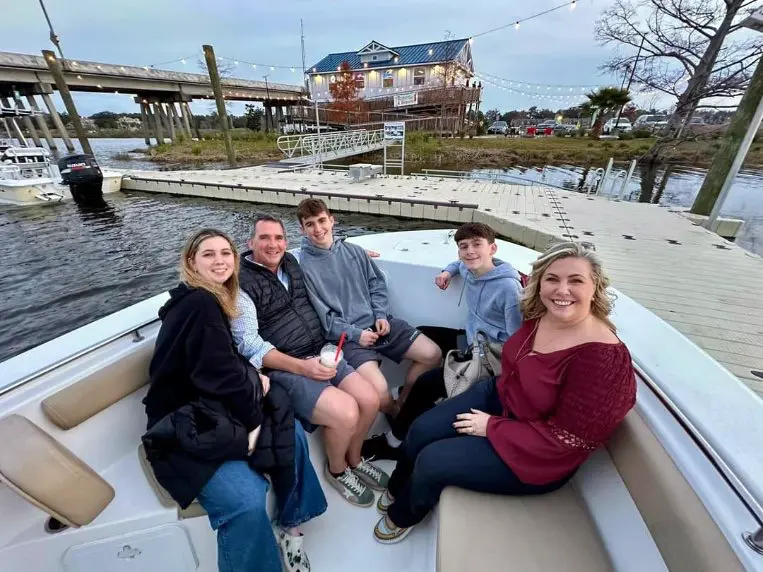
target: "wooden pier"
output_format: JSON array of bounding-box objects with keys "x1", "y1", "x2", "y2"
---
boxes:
[{"x1": 121, "y1": 166, "x2": 763, "y2": 397}]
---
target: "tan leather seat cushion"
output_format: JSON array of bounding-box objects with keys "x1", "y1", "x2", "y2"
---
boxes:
[
  {"x1": 437, "y1": 486, "x2": 612, "y2": 572},
  {"x1": 607, "y1": 411, "x2": 743, "y2": 572},
  {"x1": 42, "y1": 342, "x2": 153, "y2": 430},
  {"x1": 137, "y1": 444, "x2": 206, "y2": 519},
  {"x1": 0, "y1": 415, "x2": 114, "y2": 527}
]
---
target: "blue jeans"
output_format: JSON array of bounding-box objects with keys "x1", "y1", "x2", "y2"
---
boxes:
[
  {"x1": 197, "y1": 422, "x2": 327, "y2": 572},
  {"x1": 386, "y1": 378, "x2": 571, "y2": 528}
]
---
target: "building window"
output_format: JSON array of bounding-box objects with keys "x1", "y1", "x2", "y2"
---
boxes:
[
  {"x1": 372, "y1": 55, "x2": 378, "y2": 61},
  {"x1": 414, "y1": 68, "x2": 425, "y2": 86},
  {"x1": 329, "y1": 75, "x2": 336, "y2": 84},
  {"x1": 383, "y1": 70, "x2": 394, "y2": 88},
  {"x1": 355, "y1": 73, "x2": 365, "y2": 89}
]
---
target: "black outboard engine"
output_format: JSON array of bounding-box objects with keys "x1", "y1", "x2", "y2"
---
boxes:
[{"x1": 58, "y1": 154, "x2": 104, "y2": 206}]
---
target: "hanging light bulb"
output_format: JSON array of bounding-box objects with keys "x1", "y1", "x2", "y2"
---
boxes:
[
  {"x1": 234, "y1": 60, "x2": 239, "y2": 65},
  {"x1": 181, "y1": 58, "x2": 186, "y2": 64},
  {"x1": 514, "y1": 21, "x2": 520, "y2": 30},
  {"x1": 252, "y1": 64, "x2": 257, "y2": 69},
  {"x1": 271, "y1": 66, "x2": 275, "y2": 71},
  {"x1": 570, "y1": 0, "x2": 577, "y2": 9},
  {"x1": 291, "y1": 67, "x2": 295, "y2": 72}
]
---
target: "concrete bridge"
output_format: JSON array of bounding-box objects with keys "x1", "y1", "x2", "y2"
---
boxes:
[{"x1": 0, "y1": 51, "x2": 307, "y2": 150}]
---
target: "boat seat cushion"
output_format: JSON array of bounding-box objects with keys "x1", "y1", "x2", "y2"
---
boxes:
[
  {"x1": 437, "y1": 485, "x2": 612, "y2": 572},
  {"x1": 137, "y1": 444, "x2": 207, "y2": 519},
  {"x1": 41, "y1": 342, "x2": 153, "y2": 430},
  {"x1": 0, "y1": 415, "x2": 115, "y2": 527}
]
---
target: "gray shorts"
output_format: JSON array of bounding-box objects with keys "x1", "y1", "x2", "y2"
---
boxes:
[
  {"x1": 268, "y1": 360, "x2": 354, "y2": 427},
  {"x1": 342, "y1": 317, "x2": 421, "y2": 369}
]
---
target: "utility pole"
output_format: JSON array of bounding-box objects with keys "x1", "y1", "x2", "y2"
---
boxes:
[
  {"x1": 42, "y1": 50, "x2": 92, "y2": 155},
  {"x1": 614, "y1": 35, "x2": 644, "y2": 129},
  {"x1": 202, "y1": 44, "x2": 235, "y2": 166},
  {"x1": 691, "y1": 54, "x2": 763, "y2": 225},
  {"x1": 263, "y1": 74, "x2": 272, "y2": 132}
]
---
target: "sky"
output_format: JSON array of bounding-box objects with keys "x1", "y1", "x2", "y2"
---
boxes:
[{"x1": 2, "y1": 0, "x2": 667, "y2": 117}]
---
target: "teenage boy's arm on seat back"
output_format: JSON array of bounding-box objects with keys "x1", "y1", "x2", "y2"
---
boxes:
[{"x1": 304, "y1": 273, "x2": 364, "y2": 342}]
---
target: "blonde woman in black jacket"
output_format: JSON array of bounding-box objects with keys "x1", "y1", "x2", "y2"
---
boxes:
[{"x1": 144, "y1": 229, "x2": 326, "y2": 572}]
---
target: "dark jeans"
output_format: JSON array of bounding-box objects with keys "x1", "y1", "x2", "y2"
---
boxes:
[
  {"x1": 391, "y1": 367, "x2": 446, "y2": 441},
  {"x1": 386, "y1": 378, "x2": 572, "y2": 529}
]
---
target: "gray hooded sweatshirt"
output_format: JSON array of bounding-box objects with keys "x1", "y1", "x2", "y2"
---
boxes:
[{"x1": 299, "y1": 236, "x2": 389, "y2": 342}]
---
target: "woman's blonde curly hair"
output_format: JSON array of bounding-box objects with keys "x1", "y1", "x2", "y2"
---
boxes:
[{"x1": 520, "y1": 241, "x2": 617, "y2": 332}]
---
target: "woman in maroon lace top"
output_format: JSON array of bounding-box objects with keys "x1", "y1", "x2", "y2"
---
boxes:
[{"x1": 374, "y1": 241, "x2": 637, "y2": 544}]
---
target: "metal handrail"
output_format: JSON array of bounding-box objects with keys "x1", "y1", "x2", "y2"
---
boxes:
[{"x1": 276, "y1": 129, "x2": 384, "y2": 159}]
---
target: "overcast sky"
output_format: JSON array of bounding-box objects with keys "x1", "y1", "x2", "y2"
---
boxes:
[{"x1": 3, "y1": 0, "x2": 663, "y2": 117}]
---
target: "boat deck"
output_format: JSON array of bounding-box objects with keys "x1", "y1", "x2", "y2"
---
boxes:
[{"x1": 120, "y1": 166, "x2": 763, "y2": 397}]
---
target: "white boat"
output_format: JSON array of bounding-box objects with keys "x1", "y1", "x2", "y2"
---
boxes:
[
  {"x1": 0, "y1": 229, "x2": 761, "y2": 572},
  {"x1": 0, "y1": 139, "x2": 122, "y2": 207}
]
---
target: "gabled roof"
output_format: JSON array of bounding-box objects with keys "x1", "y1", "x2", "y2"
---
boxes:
[
  {"x1": 309, "y1": 38, "x2": 470, "y2": 74},
  {"x1": 357, "y1": 41, "x2": 399, "y2": 56}
]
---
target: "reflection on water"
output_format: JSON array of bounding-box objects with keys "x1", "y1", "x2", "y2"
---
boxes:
[{"x1": 0, "y1": 192, "x2": 452, "y2": 363}]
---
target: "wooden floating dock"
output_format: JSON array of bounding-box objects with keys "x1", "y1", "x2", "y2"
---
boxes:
[{"x1": 121, "y1": 166, "x2": 763, "y2": 397}]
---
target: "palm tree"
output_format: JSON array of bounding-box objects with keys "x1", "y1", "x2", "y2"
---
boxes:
[{"x1": 584, "y1": 87, "x2": 631, "y2": 138}]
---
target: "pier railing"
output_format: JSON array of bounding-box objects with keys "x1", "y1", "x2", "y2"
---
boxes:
[{"x1": 276, "y1": 128, "x2": 385, "y2": 162}]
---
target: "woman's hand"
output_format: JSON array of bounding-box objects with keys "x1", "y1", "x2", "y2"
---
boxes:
[
  {"x1": 260, "y1": 373, "x2": 270, "y2": 395},
  {"x1": 453, "y1": 409, "x2": 491, "y2": 437}
]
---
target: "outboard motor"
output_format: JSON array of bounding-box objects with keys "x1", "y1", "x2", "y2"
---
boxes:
[{"x1": 58, "y1": 154, "x2": 104, "y2": 206}]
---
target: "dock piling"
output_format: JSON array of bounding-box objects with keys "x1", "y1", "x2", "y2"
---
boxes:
[
  {"x1": 41, "y1": 50, "x2": 92, "y2": 155},
  {"x1": 202, "y1": 44, "x2": 235, "y2": 166}
]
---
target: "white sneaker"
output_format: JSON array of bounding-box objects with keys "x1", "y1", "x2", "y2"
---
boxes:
[
  {"x1": 377, "y1": 489, "x2": 394, "y2": 514},
  {"x1": 273, "y1": 525, "x2": 310, "y2": 572}
]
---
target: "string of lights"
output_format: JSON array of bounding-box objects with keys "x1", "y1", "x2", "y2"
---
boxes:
[
  {"x1": 476, "y1": 71, "x2": 608, "y2": 92},
  {"x1": 468, "y1": 0, "x2": 579, "y2": 39},
  {"x1": 476, "y1": 74, "x2": 589, "y2": 103}
]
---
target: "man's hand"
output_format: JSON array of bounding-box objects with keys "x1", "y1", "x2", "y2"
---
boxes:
[
  {"x1": 365, "y1": 249, "x2": 381, "y2": 258},
  {"x1": 375, "y1": 318, "x2": 391, "y2": 336},
  {"x1": 359, "y1": 329, "x2": 379, "y2": 347},
  {"x1": 435, "y1": 271, "x2": 452, "y2": 290},
  {"x1": 301, "y1": 357, "x2": 337, "y2": 381},
  {"x1": 260, "y1": 373, "x2": 271, "y2": 395}
]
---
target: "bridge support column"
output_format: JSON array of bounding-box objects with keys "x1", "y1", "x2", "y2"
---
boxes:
[
  {"x1": 161, "y1": 103, "x2": 176, "y2": 143},
  {"x1": 184, "y1": 102, "x2": 200, "y2": 140},
  {"x1": 0, "y1": 97, "x2": 28, "y2": 146},
  {"x1": 151, "y1": 103, "x2": 165, "y2": 144},
  {"x1": 179, "y1": 102, "x2": 192, "y2": 138},
  {"x1": 139, "y1": 102, "x2": 151, "y2": 145},
  {"x1": 263, "y1": 103, "x2": 272, "y2": 132},
  {"x1": 169, "y1": 103, "x2": 185, "y2": 139},
  {"x1": 144, "y1": 103, "x2": 160, "y2": 145},
  {"x1": 40, "y1": 92, "x2": 74, "y2": 152},
  {"x1": 26, "y1": 95, "x2": 56, "y2": 150},
  {"x1": 12, "y1": 94, "x2": 42, "y2": 147},
  {"x1": 275, "y1": 105, "x2": 284, "y2": 133},
  {"x1": 42, "y1": 50, "x2": 93, "y2": 155}
]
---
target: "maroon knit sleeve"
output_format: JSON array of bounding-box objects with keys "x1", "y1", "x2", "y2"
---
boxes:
[
  {"x1": 547, "y1": 343, "x2": 636, "y2": 450},
  {"x1": 486, "y1": 343, "x2": 636, "y2": 485}
]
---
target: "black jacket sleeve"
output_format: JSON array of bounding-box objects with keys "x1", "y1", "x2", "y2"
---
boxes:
[{"x1": 184, "y1": 293, "x2": 262, "y2": 431}]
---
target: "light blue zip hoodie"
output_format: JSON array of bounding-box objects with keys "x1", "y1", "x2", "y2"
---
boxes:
[
  {"x1": 443, "y1": 258, "x2": 523, "y2": 345},
  {"x1": 299, "y1": 236, "x2": 389, "y2": 343}
]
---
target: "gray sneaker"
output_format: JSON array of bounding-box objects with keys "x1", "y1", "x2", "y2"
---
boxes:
[
  {"x1": 351, "y1": 457, "x2": 390, "y2": 491},
  {"x1": 324, "y1": 464, "x2": 374, "y2": 507}
]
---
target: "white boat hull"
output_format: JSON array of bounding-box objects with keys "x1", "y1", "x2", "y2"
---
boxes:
[{"x1": 0, "y1": 171, "x2": 123, "y2": 206}]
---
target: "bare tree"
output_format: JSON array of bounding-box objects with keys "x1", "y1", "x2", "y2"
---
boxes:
[{"x1": 596, "y1": 0, "x2": 763, "y2": 136}]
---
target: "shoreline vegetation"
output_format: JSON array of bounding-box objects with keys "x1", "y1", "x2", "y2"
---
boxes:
[{"x1": 118, "y1": 129, "x2": 763, "y2": 170}]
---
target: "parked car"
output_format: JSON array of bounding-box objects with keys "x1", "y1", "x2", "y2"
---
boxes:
[
  {"x1": 633, "y1": 114, "x2": 669, "y2": 130},
  {"x1": 487, "y1": 121, "x2": 509, "y2": 135},
  {"x1": 602, "y1": 118, "x2": 632, "y2": 134},
  {"x1": 687, "y1": 117, "x2": 706, "y2": 126}
]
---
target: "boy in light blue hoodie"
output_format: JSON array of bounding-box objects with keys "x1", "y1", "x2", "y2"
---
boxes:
[
  {"x1": 435, "y1": 223, "x2": 523, "y2": 345},
  {"x1": 363, "y1": 222, "x2": 523, "y2": 462}
]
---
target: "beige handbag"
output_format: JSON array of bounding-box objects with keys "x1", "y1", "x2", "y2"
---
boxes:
[{"x1": 443, "y1": 332, "x2": 503, "y2": 398}]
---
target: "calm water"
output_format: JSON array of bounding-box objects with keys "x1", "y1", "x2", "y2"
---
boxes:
[
  {"x1": 0, "y1": 191, "x2": 451, "y2": 363},
  {"x1": 0, "y1": 137, "x2": 760, "y2": 362}
]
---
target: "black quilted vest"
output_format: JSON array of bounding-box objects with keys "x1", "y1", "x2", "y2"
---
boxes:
[{"x1": 239, "y1": 251, "x2": 325, "y2": 359}]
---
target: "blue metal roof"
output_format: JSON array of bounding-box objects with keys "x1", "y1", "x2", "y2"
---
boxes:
[{"x1": 309, "y1": 39, "x2": 470, "y2": 74}]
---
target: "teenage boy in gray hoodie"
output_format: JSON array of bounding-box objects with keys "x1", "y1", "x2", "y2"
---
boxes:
[
  {"x1": 296, "y1": 198, "x2": 442, "y2": 416},
  {"x1": 363, "y1": 222, "x2": 524, "y2": 461}
]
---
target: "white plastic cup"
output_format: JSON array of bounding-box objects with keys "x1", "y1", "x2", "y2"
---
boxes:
[{"x1": 320, "y1": 344, "x2": 342, "y2": 368}]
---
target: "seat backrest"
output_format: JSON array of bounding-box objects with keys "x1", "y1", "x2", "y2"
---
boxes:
[
  {"x1": 41, "y1": 341, "x2": 153, "y2": 430},
  {"x1": 607, "y1": 411, "x2": 743, "y2": 572},
  {"x1": 0, "y1": 415, "x2": 114, "y2": 527}
]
